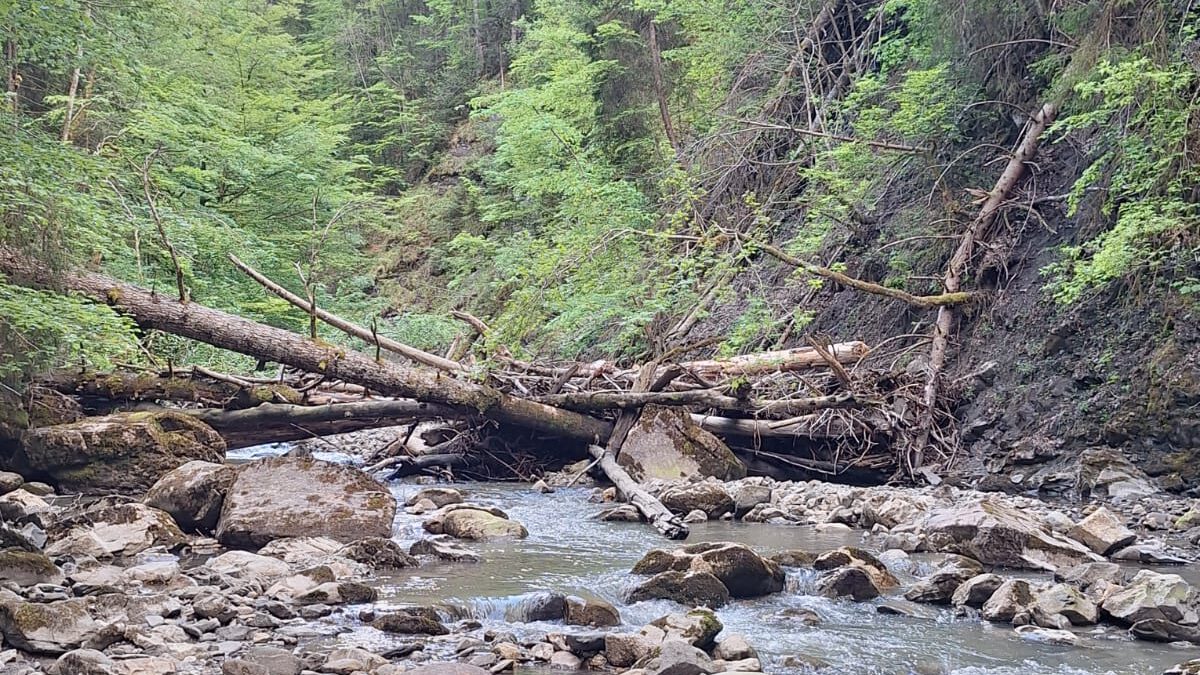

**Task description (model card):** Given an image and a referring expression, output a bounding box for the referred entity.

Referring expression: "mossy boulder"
[0,550,65,586]
[617,405,746,482]
[20,412,225,495]
[143,460,238,532]
[0,598,103,654]
[215,456,396,549]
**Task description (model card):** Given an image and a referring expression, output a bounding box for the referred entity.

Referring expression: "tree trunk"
[0,247,613,443]
[646,19,680,154]
[914,103,1058,471]
[588,444,687,539]
[38,371,298,411]
[184,399,466,449]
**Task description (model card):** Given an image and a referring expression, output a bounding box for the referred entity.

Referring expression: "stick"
[588,444,687,539]
[229,254,466,374]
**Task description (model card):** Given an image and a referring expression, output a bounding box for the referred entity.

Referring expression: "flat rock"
[921,499,1102,570]
[215,456,396,548]
[435,508,527,541]
[0,550,64,586]
[46,503,184,558]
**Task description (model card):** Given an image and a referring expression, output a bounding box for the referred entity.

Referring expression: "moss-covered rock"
[0,550,65,587]
[618,405,746,482]
[0,598,102,654]
[143,460,238,532]
[215,456,396,549]
[20,411,225,495]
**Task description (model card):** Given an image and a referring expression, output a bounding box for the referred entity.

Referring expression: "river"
[229,446,1193,675]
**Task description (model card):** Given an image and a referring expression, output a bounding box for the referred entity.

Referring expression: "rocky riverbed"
[3,442,1200,675]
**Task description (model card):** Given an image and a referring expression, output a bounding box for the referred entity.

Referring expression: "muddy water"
[226,446,1191,674]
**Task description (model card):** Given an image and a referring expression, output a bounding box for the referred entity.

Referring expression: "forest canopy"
[2,0,1198,383]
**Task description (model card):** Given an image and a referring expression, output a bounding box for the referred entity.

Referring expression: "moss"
[364,493,392,510]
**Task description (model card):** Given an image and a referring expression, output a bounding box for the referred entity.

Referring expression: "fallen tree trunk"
[690,413,862,438]
[676,342,869,378]
[183,399,467,448]
[914,102,1057,471]
[229,255,466,374]
[0,248,613,443]
[535,389,859,417]
[39,370,300,410]
[588,444,687,540]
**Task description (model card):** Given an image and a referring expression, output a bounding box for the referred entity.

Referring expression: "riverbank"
[2,445,1200,675]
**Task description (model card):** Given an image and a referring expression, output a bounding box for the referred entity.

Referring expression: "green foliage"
[1047,53,1199,303]
[719,297,774,356]
[0,280,141,381]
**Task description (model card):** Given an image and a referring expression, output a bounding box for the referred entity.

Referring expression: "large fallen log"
[535,389,859,417]
[0,248,612,443]
[183,399,467,448]
[588,444,687,540]
[39,370,301,410]
[914,102,1058,471]
[497,341,869,382]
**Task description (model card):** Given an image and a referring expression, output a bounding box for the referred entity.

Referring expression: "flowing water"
[228,448,1194,674]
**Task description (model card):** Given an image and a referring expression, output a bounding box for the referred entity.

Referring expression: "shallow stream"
[229,447,1195,674]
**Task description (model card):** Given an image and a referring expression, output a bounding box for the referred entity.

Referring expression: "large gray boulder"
[631,542,785,601]
[215,457,396,548]
[619,405,745,482]
[627,570,731,608]
[1077,446,1157,501]
[1034,583,1099,625]
[921,499,1102,570]
[0,598,103,654]
[144,460,238,532]
[1101,570,1196,625]
[660,483,735,519]
[1069,506,1137,555]
[19,412,225,495]
[46,502,185,558]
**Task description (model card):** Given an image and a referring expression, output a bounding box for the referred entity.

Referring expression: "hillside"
[1,0,1198,489]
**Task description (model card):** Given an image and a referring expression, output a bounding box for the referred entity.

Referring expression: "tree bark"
[230,254,466,374]
[185,399,466,449]
[914,102,1057,470]
[535,389,858,417]
[680,341,868,378]
[38,371,297,411]
[0,248,613,443]
[646,19,680,154]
